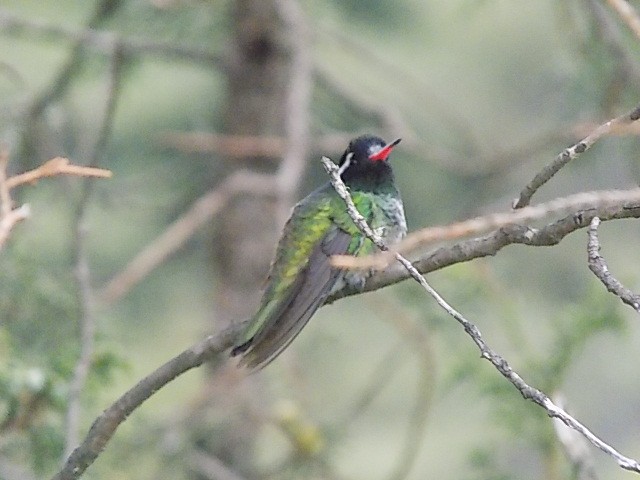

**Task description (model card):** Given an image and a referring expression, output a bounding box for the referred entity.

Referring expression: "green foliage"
[0,361,65,473]
[0,249,78,364]
[0,248,127,473]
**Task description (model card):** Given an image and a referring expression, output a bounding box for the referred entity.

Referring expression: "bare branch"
[0,153,111,250]
[513,103,640,208]
[326,201,640,304]
[332,188,640,270]
[99,171,276,305]
[0,150,30,249]
[5,157,112,189]
[321,155,640,475]
[0,204,30,250]
[66,218,97,459]
[587,217,640,313]
[51,327,239,480]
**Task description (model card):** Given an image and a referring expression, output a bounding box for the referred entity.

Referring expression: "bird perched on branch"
[231,135,406,369]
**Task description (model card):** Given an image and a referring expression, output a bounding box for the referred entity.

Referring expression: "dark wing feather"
[240,228,352,369]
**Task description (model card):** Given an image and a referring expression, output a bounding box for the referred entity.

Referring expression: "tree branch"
[327,198,640,301]
[51,326,240,480]
[587,216,640,313]
[513,103,640,208]
[321,155,640,475]
[5,157,112,189]
[0,153,111,250]
[49,161,640,479]
[0,150,30,249]
[332,188,640,270]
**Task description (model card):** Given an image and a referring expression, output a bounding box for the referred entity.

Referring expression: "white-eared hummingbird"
[231,135,406,369]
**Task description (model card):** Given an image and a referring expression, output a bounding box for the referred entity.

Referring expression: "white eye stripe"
[338,152,354,176]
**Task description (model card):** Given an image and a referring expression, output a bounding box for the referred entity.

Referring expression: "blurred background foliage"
[0,0,639,479]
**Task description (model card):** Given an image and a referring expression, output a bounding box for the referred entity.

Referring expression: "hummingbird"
[231,135,406,369]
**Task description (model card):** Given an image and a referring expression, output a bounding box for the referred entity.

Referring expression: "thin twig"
[5,157,112,189]
[332,188,640,270]
[0,151,30,249]
[0,204,30,250]
[321,155,640,475]
[0,156,111,250]
[513,103,640,208]
[66,217,97,459]
[587,217,640,313]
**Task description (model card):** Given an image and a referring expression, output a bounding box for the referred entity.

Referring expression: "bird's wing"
[234,227,353,369]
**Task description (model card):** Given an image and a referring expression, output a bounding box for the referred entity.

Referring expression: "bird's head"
[337,135,401,185]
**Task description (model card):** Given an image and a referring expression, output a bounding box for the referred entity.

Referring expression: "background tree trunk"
[192,1,294,476]
[213,0,290,329]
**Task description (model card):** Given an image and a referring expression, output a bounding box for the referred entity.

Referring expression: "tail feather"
[233,228,352,370]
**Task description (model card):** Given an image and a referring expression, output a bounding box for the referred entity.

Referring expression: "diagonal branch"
[513,103,640,208]
[0,150,30,249]
[321,155,640,475]
[50,326,240,480]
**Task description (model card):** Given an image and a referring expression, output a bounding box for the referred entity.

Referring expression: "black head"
[338,135,401,190]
